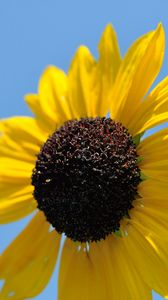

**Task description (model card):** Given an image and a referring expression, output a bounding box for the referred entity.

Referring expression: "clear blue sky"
[0,1,167,299]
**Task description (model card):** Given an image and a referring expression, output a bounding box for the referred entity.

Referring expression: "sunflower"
[0,23,168,300]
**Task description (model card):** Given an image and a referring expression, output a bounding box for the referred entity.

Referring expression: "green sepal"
[114,229,123,237]
[140,172,148,181]
[132,131,145,146]
[136,156,144,164]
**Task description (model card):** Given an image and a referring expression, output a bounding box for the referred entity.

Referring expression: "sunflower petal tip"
[104,23,113,32]
[69,45,92,70]
[24,93,37,104]
[155,22,165,38]
[41,65,57,76]
[24,93,31,102]
[157,22,163,30]
[101,23,116,39]
[76,45,90,56]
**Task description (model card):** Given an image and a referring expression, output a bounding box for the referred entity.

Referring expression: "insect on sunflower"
[0,23,168,300]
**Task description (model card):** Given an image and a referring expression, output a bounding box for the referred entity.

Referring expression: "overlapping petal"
[0,185,36,223]
[58,239,111,300]
[0,116,45,162]
[126,211,168,298]
[128,77,168,135]
[67,24,121,118]
[0,212,61,299]
[138,128,168,182]
[139,178,168,207]
[106,235,152,300]
[26,24,121,128]
[59,236,151,300]
[25,67,72,133]
[110,24,165,130]
[129,126,168,297]
[0,117,46,223]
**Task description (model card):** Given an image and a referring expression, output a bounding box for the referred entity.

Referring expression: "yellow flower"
[0,23,168,300]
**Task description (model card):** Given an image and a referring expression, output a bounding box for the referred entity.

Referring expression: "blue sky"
[0,0,168,299]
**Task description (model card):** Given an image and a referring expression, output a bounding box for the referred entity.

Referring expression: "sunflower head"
[32,116,141,242]
[0,23,168,300]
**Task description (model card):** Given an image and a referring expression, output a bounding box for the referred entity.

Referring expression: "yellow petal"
[138,128,168,164]
[126,204,168,296]
[25,66,72,133]
[138,127,168,155]
[68,46,96,118]
[94,24,121,116]
[0,212,61,299]
[106,235,152,300]
[58,237,151,300]
[110,24,165,129]
[137,177,168,223]
[0,157,35,222]
[0,158,33,182]
[0,116,46,223]
[123,221,168,299]
[139,178,168,203]
[137,206,168,234]
[129,76,168,135]
[59,239,113,300]
[68,24,121,119]
[0,157,34,223]
[138,128,168,181]
[132,206,168,238]
[0,185,36,224]
[0,116,46,163]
